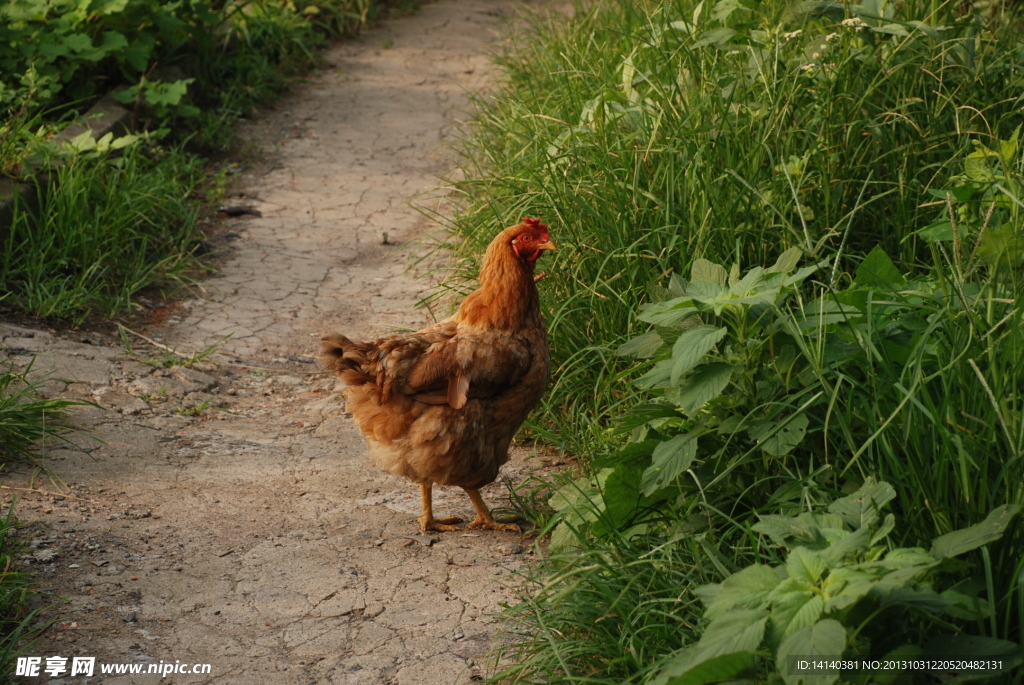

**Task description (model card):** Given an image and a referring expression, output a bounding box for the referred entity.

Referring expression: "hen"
[320,219,555,532]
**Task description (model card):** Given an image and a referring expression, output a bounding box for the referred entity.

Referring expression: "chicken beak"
[535,240,556,252]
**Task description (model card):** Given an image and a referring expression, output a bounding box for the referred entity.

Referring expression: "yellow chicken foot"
[464,488,521,532]
[417,482,462,532]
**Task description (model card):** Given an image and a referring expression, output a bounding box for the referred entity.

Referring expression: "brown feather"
[320,221,553,491]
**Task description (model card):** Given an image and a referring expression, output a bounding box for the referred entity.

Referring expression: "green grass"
[0,501,43,683]
[442,0,1024,682]
[0,359,90,467]
[0,141,204,324]
[443,0,1024,461]
[0,362,86,679]
[489,534,714,685]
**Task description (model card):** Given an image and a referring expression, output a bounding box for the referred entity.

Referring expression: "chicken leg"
[464,488,521,532]
[418,482,462,532]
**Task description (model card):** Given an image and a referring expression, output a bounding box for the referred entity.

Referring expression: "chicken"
[320,218,555,533]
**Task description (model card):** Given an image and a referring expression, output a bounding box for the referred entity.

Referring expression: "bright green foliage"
[611,243,1024,566]
[469,0,1024,682]
[0,0,380,169]
[0,136,204,322]
[0,0,214,108]
[651,480,1021,685]
[545,250,824,548]
[445,0,1024,462]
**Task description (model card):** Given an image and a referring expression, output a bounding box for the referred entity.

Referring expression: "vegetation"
[0,360,87,678]
[0,360,88,467]
[0,0,398,673]
[440,0,1024,682]
[0,0,403,323]
[0,0,388,170]
[0,501,43,683]
[1,136,205,323]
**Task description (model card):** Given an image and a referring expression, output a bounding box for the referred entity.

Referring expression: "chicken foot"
[418,482,463,532]
[464,488,521,532]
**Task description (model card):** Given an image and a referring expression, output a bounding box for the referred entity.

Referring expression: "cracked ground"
[1,2,548,683]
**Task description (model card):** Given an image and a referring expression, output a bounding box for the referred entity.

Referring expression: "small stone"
[498,544,525,556]
[404,535,436,547]
[124,612,137,623]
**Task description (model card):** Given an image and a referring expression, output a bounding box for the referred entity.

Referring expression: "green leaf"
[63,32,93,53]
[649,610,767,684]
[109,133,138,150]
[766,247,803,274]
[854,246,905,288]
[671,325,727,385]
[672,363,734,416]
[602,464,645,529]
[873,22,910,36]
[754,513,828,550]
[691,258,728,285]
[613,403,679,433]
[637,299,699,326]
[594,439,659,468]
[938,589,992,621]
[977,223,1024,268]
[783,262,824,287]
[930,504,1019,559]
[770,592,824,649]
[659,651,757,685]
[145,78,193,107]
[827,478,896,529]
[635,359,673,389]
[642,432,699,495]
[99,30,128,52]
[921,634,1023,676]
[695,27,737,47]
[776,619,846,685]
[879,547,934,569]
[98,0,130,13]
[668,272,688,297]
[748,413,809,456]
[694,609,769,659]
[728,267,765,296]
[616,329,665,358]
[822,579,873,613]
[786,547,828,584]
[910,219,958,243]
[699,564,781,619]
[819,525,872,566]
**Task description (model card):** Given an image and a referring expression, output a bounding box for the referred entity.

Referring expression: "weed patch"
[0,140,204,324]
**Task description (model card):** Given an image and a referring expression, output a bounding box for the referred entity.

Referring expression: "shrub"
[445,0,1024,460]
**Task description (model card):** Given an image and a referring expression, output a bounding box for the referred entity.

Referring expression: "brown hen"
[320,219,555,532]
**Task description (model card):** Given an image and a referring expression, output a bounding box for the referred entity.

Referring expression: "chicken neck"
[456,244,540,331]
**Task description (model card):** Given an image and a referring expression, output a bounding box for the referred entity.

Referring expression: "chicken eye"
[520,234,534,243]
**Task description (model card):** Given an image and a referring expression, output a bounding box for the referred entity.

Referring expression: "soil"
[1,3,551,682]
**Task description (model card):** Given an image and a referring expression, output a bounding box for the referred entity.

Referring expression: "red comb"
[521,217,548,231]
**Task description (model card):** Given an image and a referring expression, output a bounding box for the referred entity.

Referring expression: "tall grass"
[444,0,1024,459]
[0,501,43,682]
[489,534,717,684]
[445,0,1024,681]
[0,359,90,467]
[0,142,204,323]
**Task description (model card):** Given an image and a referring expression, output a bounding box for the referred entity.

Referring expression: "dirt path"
[1,3,541,682]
